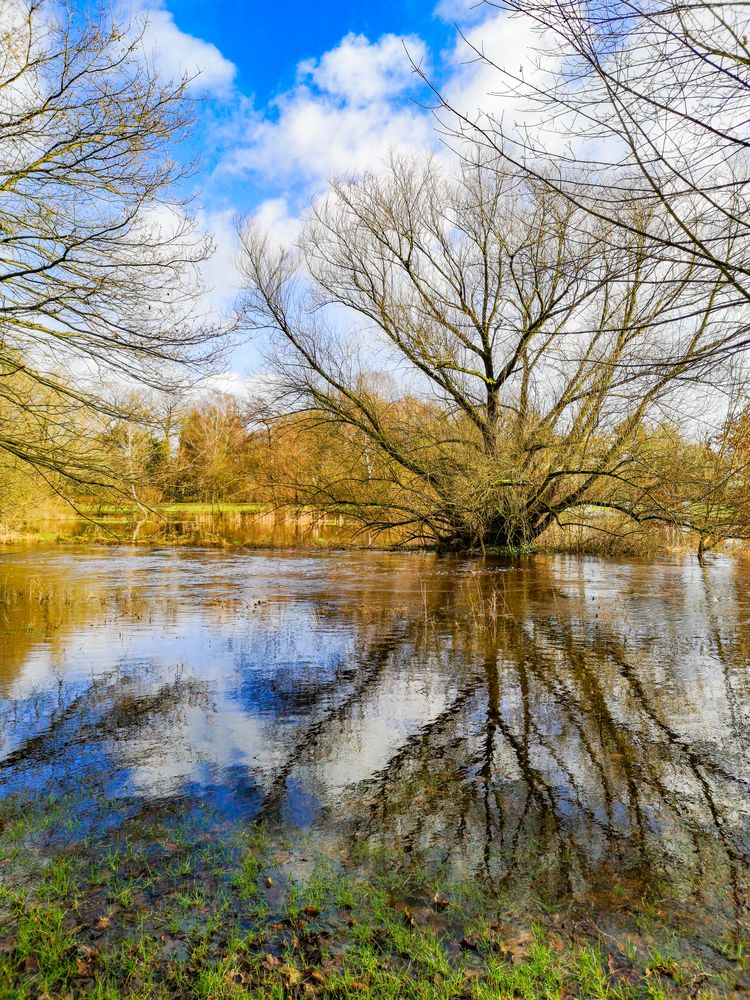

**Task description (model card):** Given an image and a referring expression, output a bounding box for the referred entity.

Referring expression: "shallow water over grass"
[0,546,749,996]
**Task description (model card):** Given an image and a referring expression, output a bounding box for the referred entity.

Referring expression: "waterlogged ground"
[0,547,749,998]
[19,508,374,548]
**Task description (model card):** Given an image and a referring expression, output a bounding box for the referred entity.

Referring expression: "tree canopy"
[0,0,221,494]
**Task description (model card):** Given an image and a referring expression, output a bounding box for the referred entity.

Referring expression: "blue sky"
[167,0,454,104]
[127,0,532,376]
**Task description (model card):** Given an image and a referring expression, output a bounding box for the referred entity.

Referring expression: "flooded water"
[1,546,749,931]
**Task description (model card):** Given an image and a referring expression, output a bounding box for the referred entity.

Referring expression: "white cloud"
[196,207,242,309]
[300,32,426,106]
[201,371,253,397]
[442,9,549,123]
[251,197,304,248]
[131,0,237,96]
[194,201,301,316]
[431,9,589,165]
[212,11,556,193]
[222,32,436,187]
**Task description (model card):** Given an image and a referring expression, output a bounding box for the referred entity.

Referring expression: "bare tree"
[0,0,222,495]
[434,0,750,362]
[670,370,750,561]
[239,154,729,550]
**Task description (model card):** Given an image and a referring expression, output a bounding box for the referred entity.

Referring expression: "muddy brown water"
[0,546,748,930]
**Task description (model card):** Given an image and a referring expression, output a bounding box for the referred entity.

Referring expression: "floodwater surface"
[1,546,749,936]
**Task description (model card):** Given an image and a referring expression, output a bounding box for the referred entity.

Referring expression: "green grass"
[0,878,722,999]
[0,793,745,999]
[0,828,740,996]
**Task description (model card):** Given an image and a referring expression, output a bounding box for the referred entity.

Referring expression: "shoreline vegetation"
[0,789,746,1000]
[0,503,742,560]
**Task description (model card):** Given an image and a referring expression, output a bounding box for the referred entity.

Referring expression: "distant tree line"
[57,381,747,559]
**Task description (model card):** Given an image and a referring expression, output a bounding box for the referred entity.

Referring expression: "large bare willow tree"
[0,0,220,496]
[239,155,733,550]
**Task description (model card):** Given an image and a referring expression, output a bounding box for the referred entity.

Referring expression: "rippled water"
[1,546,748,924]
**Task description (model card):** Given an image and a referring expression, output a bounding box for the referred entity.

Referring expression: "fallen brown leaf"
[280,965,303,986]
[646,961,676,979]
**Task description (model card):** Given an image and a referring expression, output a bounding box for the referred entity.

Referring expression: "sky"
[164,0,455,103]
[126,0,535,378]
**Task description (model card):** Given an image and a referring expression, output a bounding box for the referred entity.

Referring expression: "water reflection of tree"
[341,565,749,917]
[2,552,749,922]
[0,669,210,790]
[248,559,750,918]
[0,559,178,691]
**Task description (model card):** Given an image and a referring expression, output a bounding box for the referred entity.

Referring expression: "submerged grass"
[0,793,745,999]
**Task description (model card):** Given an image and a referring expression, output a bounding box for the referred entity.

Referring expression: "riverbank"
[0,503,731,559]
[0,789,745,999]
[0,505,385,551]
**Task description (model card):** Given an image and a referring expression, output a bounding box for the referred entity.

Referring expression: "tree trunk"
[437,514,542,553]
